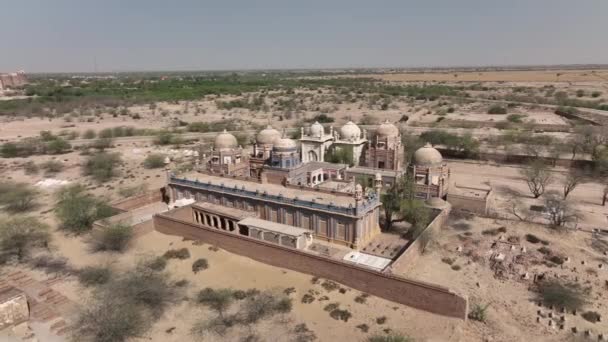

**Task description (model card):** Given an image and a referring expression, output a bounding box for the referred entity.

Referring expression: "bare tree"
[562,169,587,199]
[506,194,536,222]
[544,194,577,228]
[521,160,553,198]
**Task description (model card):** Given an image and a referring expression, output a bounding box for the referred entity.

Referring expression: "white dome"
[256,125,281,145]
[340,121,361,141]
[413,143,443,166]
[214,129,238,151]
[376,120,399,138]
[273,137,297,151]
[310,121,324,137]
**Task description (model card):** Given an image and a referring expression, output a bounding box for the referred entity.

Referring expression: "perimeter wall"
[154,207,468,320]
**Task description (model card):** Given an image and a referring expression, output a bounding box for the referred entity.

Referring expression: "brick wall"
[390,205,451,273]
[154,208,468,319]
[111,190,162,212]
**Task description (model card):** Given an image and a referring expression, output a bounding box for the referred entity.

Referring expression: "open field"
[362,69,608,83]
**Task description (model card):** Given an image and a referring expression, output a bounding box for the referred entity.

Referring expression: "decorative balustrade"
[170,175,379,216]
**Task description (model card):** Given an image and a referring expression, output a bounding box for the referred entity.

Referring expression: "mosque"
[165,120,451,250]
[204,119,449,199]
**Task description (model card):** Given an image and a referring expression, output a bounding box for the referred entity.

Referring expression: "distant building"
[0,71,27,90]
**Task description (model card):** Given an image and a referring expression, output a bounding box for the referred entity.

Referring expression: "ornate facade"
[410,144,450,200]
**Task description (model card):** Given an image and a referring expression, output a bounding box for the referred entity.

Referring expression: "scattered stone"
[599,264,604,269]
[598,334,604,341]
[585,330,592,337]
[572,327,578,334]
[582,260,586,265]
[537,317,541,323]
[521,246,527,253]
[548,320,554,328]
[510,245,516,251]
[548,312,554,318]
[560,324,565,330]
[565,257,571,263]
[522,272,530,280]
[456,246,463,252]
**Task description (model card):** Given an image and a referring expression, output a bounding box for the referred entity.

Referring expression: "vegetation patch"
[78,266,112,287]
[163,248,190,260]
[535,279,586,311]
[192,258,209,273]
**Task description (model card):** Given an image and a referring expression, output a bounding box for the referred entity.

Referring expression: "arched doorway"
[308,150,318,162]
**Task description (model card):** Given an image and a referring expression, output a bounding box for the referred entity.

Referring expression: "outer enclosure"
[154,206,468,320]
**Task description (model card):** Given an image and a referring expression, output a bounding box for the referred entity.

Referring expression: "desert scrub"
[192,258,209,273]
[78,266,112,287]
[163,248,190,260]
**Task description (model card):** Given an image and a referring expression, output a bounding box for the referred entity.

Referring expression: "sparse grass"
[320,280,340,292]
[451,265,462,271]
[163,248,190,260]
[376,316,387,324]
[302,293,315,304]
[367,332,414,342]
[354,293,369,304]
[468,303,490,322]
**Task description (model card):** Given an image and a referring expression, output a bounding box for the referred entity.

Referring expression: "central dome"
[273,137,297,151]
[376,120,399,138]
[256,125,281,145]
[214,129,238,151]
[340,121,361,141]
[309,121,324,137]
[413,143,443,166]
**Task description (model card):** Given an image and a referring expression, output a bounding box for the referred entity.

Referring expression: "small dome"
[256,125,281,145]
[413,143,443,166]
[340,121,361,141]
[376,120,399,138]
[310,121,324,137]
[273,137,297,151]
[214,129,238,151]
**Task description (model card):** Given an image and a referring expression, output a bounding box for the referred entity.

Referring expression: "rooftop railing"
[170,175,379,217]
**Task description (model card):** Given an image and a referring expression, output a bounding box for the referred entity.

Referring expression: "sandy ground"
[447,160,608,228]
[408,215,608,342]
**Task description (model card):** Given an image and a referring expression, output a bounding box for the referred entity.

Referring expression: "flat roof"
[347,166,404,178]
[177,172,357,207]
[451,183,491,199]
[238,217,311,237]
[193,201,256,219]
[343,251,392,271]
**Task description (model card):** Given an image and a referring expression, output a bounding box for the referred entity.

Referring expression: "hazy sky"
[2,0,607,72]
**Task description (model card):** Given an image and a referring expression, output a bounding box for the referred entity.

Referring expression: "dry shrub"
[78,266,112,287]
[192,258,209,273]
[163,248,190,259]
[536,279,586,311]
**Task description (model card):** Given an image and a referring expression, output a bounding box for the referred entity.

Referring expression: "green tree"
[45,137,71,154]
[54,185,114,233]
[0,217,50,262]
[83,152,122,182]
[93,223,133,252]
[143,154,166,169]
[0,182,39,213]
